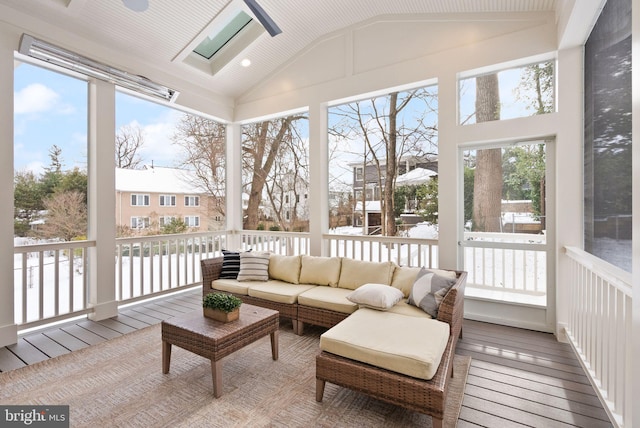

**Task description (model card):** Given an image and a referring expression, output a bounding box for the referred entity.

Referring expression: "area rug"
[0,323,470,427]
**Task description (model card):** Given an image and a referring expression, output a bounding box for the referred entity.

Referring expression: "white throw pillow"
[237,251,270,281]
[346,283,404,311]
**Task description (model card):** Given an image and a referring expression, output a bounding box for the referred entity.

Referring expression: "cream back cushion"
[268,254,301,284]
[298,256,342,287]
[391,266,422,298]
[337,258,395,290]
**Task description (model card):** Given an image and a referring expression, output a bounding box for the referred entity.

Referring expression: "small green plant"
[203,292,242,313]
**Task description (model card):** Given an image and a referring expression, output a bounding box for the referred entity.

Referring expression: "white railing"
[462,232,547,297]
[239,230,310,255]
[13,239,95,329]
[12,230,435,330]
[115,231,229,303]
[564,246,632,428]
[323,234,438,268]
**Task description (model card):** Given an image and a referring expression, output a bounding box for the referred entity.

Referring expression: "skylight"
[193,11,253,60]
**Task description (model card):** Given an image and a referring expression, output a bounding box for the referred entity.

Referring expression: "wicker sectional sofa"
[200,254,467,428]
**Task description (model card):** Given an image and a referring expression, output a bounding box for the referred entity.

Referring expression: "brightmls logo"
[0,406,68,427]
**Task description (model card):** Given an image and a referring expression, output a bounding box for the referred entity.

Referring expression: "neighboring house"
[351,156,437,233]
[115,166,224,234]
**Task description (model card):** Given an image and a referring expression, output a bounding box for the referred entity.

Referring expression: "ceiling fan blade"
[243,0,282,37]
[122,0,149,12]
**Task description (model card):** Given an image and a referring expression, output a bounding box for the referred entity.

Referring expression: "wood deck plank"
[75,321,122,340]
[0,348,27,372]
[43,329,90,352]
[462,329,578,360]
[5,339,49,365]
[466,373,610,421]
[464,384,612,428]
[458,406,526,428]
[110,314,153,330]
[60,325,107,346]
[23,333,71,358]
[456,346,592,384]
[96,318,138,335]
[119,308,164,325]
[468,365,603,407]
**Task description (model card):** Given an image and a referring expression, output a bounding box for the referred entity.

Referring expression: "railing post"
[87,79,117,320]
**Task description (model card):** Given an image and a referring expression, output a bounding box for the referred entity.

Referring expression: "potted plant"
[202,292,242,322]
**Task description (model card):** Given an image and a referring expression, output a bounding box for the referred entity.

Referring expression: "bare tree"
[172,114,226,216]
[39,191,87,241]
[116,124,145,169]
[242,115,307,230]
[472,74,503,232]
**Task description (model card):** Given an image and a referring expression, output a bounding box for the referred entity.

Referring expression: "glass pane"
[459,61,555,125]
[583,0,631,272]
[14,62,88,241]
[116,91,226,236]
[193,11,253,59]
[463,142,547,242]
[241,113,310,232]
[328,85,439,237]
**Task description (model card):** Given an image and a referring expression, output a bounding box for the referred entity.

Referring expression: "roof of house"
[115,166,207,194]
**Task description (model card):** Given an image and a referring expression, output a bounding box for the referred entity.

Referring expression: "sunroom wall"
[233,13,575,334]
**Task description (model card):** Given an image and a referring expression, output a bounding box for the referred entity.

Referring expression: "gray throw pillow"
[407,268,457,318]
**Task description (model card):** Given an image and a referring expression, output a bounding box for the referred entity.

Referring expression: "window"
[159,195,176,206]
[242,113,310,231]
[131,216,150,229]
[116,91,226,237]
[355,167,363,181]
[131,194,150,206]
[193,11,253,60]
[458,60,555,125]
[184,216,200,227]
[328,84,438,236]
[184,196,200,207]
[584,0,631,272]
[159,216,176,227]
[13,62,88,239]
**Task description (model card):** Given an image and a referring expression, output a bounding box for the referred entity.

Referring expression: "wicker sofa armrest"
[201,257,224,297]
[436,270,467,345]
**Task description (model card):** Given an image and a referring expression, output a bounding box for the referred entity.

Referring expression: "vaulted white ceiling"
[0,0,561,103]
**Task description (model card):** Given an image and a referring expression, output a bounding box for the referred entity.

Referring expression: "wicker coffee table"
[161,304,279,397]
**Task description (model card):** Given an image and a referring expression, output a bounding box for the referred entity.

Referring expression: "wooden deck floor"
[0,288,612,427]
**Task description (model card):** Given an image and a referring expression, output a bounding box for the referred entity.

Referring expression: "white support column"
[226,122,243,249]
[555,46,584,342]
[308,101,329,256]
[0,33,17,346]
[631,2,639,425]
[436,72,459,270]
[87,79,117,320]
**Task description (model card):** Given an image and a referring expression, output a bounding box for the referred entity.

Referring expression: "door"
[458,139,555,312]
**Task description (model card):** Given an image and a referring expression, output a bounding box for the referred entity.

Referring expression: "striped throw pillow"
[237,251,270,281]
[219,250,244,279]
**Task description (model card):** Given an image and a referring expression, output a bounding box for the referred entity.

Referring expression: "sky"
[14,59,548,180]
[14,61,183,175]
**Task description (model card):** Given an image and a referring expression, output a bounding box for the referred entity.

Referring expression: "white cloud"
[14,83,59,115]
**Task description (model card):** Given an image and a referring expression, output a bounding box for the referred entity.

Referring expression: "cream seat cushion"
[297,287,358,314]
[337,259,395,290]
[385,299,433,318]
[248,281,316,304]
[320,308,450,380]
[211,278,250,295]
